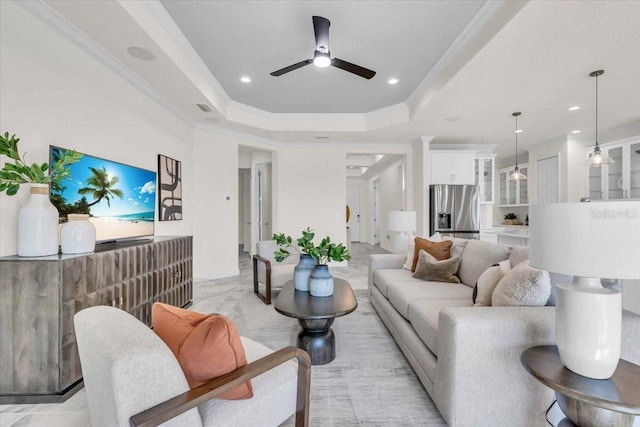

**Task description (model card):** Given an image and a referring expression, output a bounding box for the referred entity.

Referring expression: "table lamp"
[388,210,416,254]
[529,202,640,379]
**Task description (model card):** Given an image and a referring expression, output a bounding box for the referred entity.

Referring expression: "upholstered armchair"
[74,305,311,427]
[253,240,298,304]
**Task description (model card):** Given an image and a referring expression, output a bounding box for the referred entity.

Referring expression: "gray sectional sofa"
[369,238,640,427]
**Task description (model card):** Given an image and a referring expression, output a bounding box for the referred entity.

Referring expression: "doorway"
[347,184,361,242]
[256,163,272,241]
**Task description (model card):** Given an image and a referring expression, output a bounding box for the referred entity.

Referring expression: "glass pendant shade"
[509,112,527,181]
[508,167,528,181]
[586,70,614,168]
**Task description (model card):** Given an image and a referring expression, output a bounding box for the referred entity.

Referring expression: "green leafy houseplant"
[504,212,517,220]
[0,132,83,196]
[273,227,351,265]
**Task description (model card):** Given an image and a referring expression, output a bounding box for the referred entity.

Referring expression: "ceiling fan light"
[313,51,331,68]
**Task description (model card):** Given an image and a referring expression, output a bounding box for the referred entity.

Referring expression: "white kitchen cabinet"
[586,136,640,200]
[430,152,475,185]
[498,164,528,207]
[475,157,495,204]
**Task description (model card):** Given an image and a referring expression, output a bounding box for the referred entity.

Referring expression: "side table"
[274,279,357,365]
[521,345,640,427]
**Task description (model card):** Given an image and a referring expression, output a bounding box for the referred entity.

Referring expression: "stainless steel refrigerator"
[429,184,480,239]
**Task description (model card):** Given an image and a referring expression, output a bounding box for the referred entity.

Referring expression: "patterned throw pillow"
[473,260,511,306]
[412,250,461,283]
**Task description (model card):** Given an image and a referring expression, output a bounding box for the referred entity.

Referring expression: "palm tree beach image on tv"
[50,146,156,243]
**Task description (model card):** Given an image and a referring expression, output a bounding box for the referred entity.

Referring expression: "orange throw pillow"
[411,237,452,272]
[152,302,253,400]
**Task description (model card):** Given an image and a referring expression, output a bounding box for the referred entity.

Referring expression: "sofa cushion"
[411,238,452,271]
[442,236,469,260]
[508,245,529,268]
[492,261,551,307]
[473,260,511,306]
[408,299,472,356]
[387,281,473,319]
[152,303,253,400]
[373,269,423,297]
[198,337,297,426]
[412,250,461,283]
[458,240,511,288]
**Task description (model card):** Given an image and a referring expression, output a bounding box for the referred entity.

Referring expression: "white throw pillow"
[492,260,551,307]
[403,233,441,270]
[473,260,511,306]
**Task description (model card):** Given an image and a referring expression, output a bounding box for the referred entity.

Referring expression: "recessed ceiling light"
[515,129,523,134]
[571,130,581,134]
[239,76,251,83]
[568,106,580,111]
[387,78,398,85]
[126,46,156,61]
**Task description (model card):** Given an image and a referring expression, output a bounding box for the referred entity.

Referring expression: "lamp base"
[555,277,621,379]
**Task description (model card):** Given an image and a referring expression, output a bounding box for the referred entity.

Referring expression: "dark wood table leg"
[297,318,335,365]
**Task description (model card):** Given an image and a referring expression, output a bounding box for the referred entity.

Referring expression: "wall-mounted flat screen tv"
[50,146,156,243]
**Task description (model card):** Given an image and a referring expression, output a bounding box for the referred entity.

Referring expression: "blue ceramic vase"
[294,254,316,291]
[309,264,334,297]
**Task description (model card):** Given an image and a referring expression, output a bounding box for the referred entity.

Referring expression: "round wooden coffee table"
[521,345,640,426]
[274,279,357,365]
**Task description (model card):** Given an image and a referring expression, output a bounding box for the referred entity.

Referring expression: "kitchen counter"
[481,226,529,246]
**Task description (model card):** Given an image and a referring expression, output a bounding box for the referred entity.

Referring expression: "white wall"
[192,129,239,278]
[272,148,347,255]
[0,1,193,255]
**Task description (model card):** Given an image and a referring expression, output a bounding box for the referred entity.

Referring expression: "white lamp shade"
[529,202,640,279]
[529,201,639,380]
[387,210,416,233]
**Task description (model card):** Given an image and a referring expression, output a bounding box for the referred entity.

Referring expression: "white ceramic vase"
[60,214,96,254]
[18,183,59,257]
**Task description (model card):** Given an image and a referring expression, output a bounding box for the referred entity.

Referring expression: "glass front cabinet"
[474,157,495,204]
[498,163,528,207]
[586,136,640,200]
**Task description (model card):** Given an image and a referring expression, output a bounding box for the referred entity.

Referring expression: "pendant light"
[587,70,613,167]
[508,112,527,181]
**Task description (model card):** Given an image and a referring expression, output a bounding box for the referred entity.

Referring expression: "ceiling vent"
[197,103,212,112]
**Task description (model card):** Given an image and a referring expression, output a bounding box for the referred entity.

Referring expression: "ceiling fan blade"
[270,59,313,76]
[312,16,330,51]
[331,58,376,79]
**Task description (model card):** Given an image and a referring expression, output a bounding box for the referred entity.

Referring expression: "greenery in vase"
[504,212,517,221]
[0,132,83,196]
[273,227,351,265]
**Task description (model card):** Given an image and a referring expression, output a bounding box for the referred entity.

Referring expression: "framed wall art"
[157,154,182,221]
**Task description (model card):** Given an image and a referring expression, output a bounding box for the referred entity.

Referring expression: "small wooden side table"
[521,345,640,427]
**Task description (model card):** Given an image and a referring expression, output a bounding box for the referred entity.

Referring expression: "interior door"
[372,180,380,244]
[256,163,272,241]
[347,185,360,242]
[240,169,251,251]
[536,155,560,203]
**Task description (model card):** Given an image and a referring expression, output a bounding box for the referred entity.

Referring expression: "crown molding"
[18,0,197,128]
[406,0,528,115]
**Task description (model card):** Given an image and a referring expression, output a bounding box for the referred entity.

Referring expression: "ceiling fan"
[270,16,376,80]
